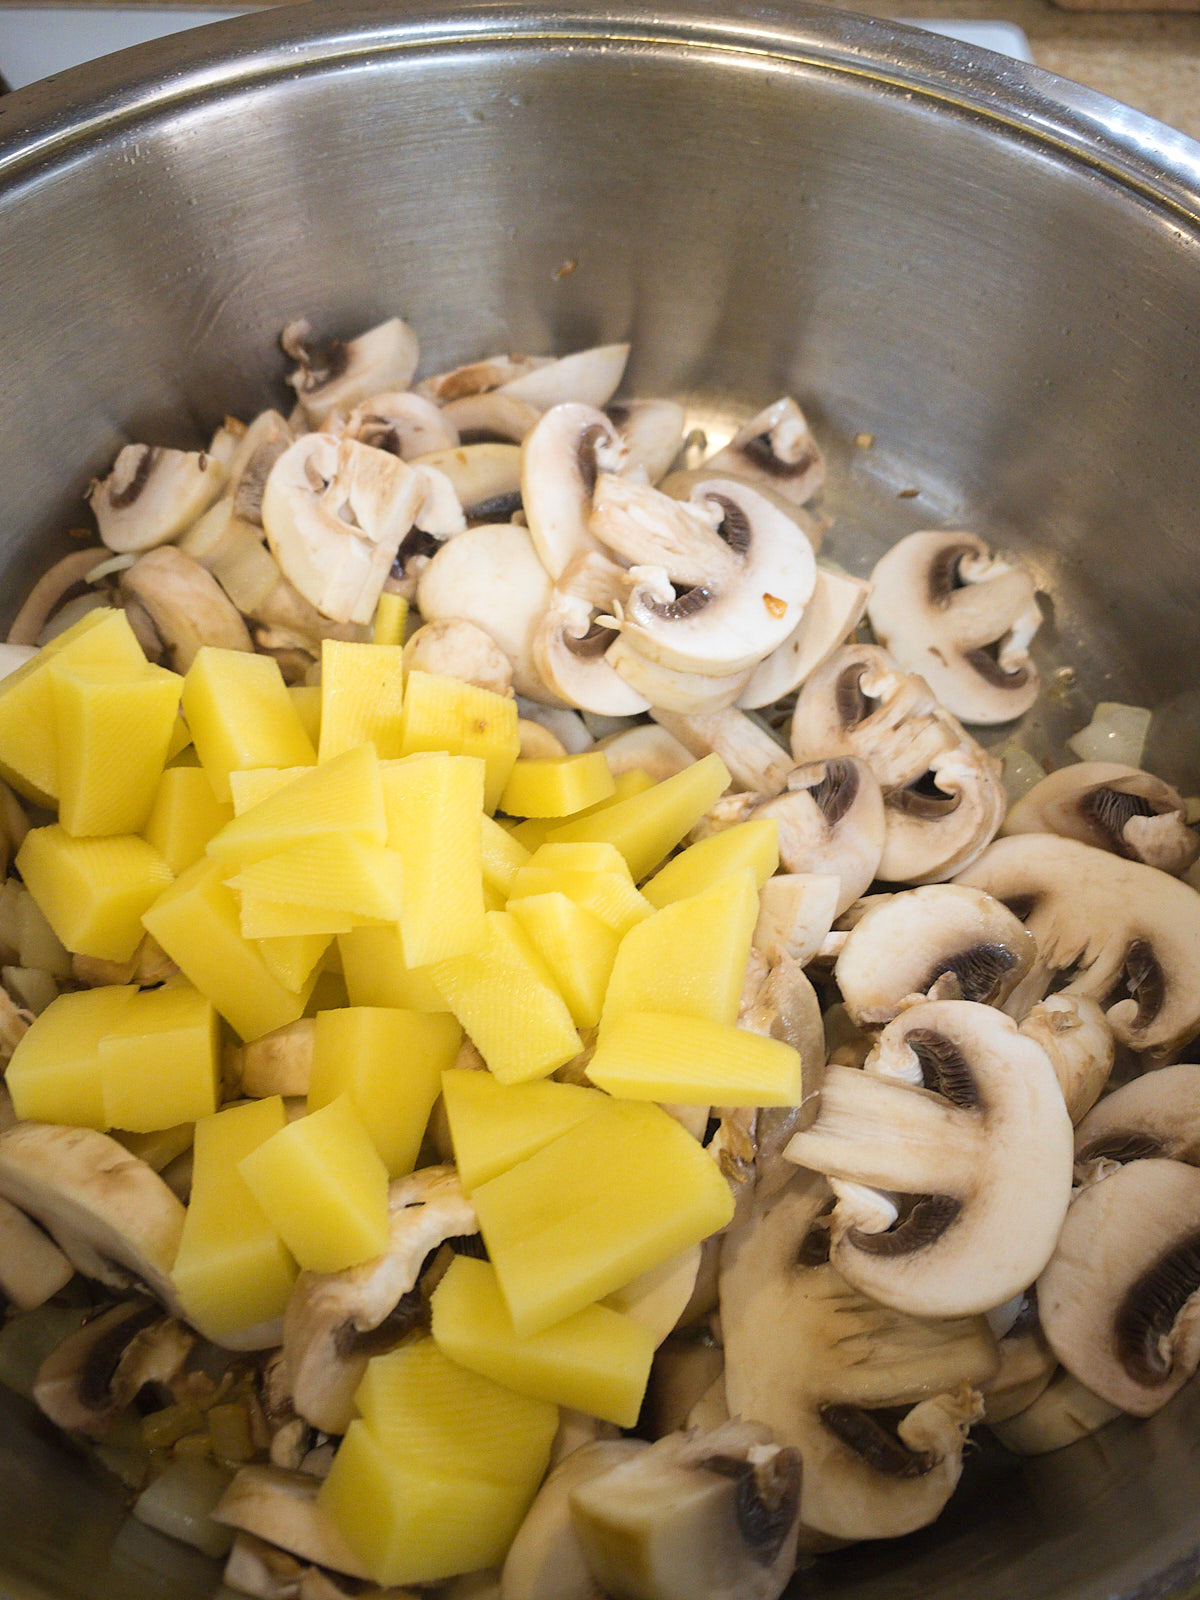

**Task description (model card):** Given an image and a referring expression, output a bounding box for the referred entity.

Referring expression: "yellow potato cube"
[287,685,322,749]
[472,1097,735,1336]
[142,767,233,874]
[506,866,652,938]
[399,671,519,813]
[171,1096,298,1340]
[227,766,306,814]
[440,1069,605,1192]
[546,752,731,880]
[229,836,404,921]
[309,1008,462,1177]
[318,640,406,761]
[601,869,759,1033]
[255,932,332,994]
[354,1338,557,1485]
[508,768,654,853]
[428,912,579,1085]
[338,925,448,1012]
[238,1094,390,1272]
[100,982,220,1132]
[587,1012,803,1106]
[165,713,193,764]
[382,754,486,967]
[642,817,779,908]
[527,841,632,878]
[50,659,184,837]
[142,859,317,1041]
[498,752,615,818]
[0,608,146,803]
[209,744,386,868]
[372,591,408,648]
[239,895,363,941]
[181,647,316,802]
[507,892,619,1029]
[432,1255,654,1428]
[319,1421,534,1589]
[479,812,530,899]
[304,966,350,1016]
[17,826,173,961]
[5,984,136,1127]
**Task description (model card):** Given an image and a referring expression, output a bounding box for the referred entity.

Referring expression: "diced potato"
[171,1096,298,1340]
[309,1008,462,1177]
[101,982,220,1132]
[338,925,448,1013]
[642,817,779,908]
[255,932,332,994]
[472,1097,735,1336]
[498,752,615,818]
[479,813,530,899]
[399,671,519,813]
[0,608,147,803]
[142,767,233,875]
[238,895,363,941]
[601,869,759,1033]
[428,912,579,1085]
[381,754,486,967]
[372,592,409,648]
[319,1420,535,1588]
[508,768,654,853]
[432,1255,654,1427]
[546,752,731,880]
[440,1069,605,1192]
[506,866,652,938]
[165,713,193,764]
[50,660,184,837]
[527,841,632,878]
[5,984,136,1127]
[181,647,316,802]
[228,836,404,922]
[587,1012,803,1106]
[142,859,318,1041]
[238,1094,390,1272]
[207,744,385,867]
[287,685,322,748]
[318,640,406,762]
[228,767,306,814]
[507,893,619,1029]
[304,966,350,1017]
[17,826,174,961]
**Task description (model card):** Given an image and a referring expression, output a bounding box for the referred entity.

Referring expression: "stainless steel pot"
[1,4,1199,1596]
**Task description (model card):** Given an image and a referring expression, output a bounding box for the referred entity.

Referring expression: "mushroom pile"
[3,315,1200,1600]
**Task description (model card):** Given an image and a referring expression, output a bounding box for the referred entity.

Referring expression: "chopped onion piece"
[133,1459,235,1558]
[1066,702,1151,768]
[999,743,1047,804]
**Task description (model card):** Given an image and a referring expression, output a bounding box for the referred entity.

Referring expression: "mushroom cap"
[411,443,523,525]
[33,1298,193,1438]
[498,343,630,412]
[867,531,1042,725]
[752,758,884,916]
[703,398,825,509]
[501,1439,645,1600]
[1074,1063,1200,1168]
[736,566,871,711]
[403,618,514,698]
[214,1465,372,1579]
[1038,1157,1200,1415]
[338,389,459,460]
[1018,995,1114,1124]
[988,1366,1121,1454]
[90,444,227,554]
[521,403,625,579]
[532,560,649,717]
[288,317,420,428]
[609,399,687,486]
[834,884,1037,1027]
[785,1000,1074,1317]
[1002,761,1200,877]
[120,546,254,672]
[954,833,1200,1056]
[416,352,549,404]
[441,391,542,444]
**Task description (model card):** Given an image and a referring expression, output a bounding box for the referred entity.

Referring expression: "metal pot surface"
[1,3,1199,1596]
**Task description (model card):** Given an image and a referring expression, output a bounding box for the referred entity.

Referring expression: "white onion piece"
[1066,702,1151,767]
[133,1460,235,1558]
[998,743,1047,804]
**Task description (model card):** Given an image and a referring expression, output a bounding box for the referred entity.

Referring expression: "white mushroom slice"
[609,399,687,485]
[595,477,815,677]
[502,1440,646,1600]
[403,619,513,697]
[515,700,593,754]
[955,833,1200,1057]
[498,343,630,412]
[214,1465,372,1579]
[90,444,227,553]
[532,580,649,718]
[441,392,542,445]
[988,1367,1121,1454]
[703,398,825,508]
[0,1124,185,1311]
[980,1315,1057,1423]
[549,1409,622,1471]
[736,567,871,710]
[521,403,625,579]
[1002,761,1200,876]
[233,1019,317,1099]
[337,390,458,460]
[834,884,1037,1027]
[867,531,1042,725]
[751,759,885,915]
[262,435,464,626]
[645,1339,726,1439]
[753,874,841,968]
[607,635,753,714]
[34,1299,193,1438]
[417,524,557,704]
[518,719,568,760]
[120,546,254,671]
[1074,1064,1200,1169]
[227,413,296,527]
[283,1166,476,1434]
[569,1419,803,1600]
[416,354,549,404]
[595,724,694,783]
[0,1192,74,1309]
[651,707,791,795]
[604,1246,702,1346]
[785,1000,1074,1317]
[1038,1157,1200,1415]
[1018,995,1114,1124]
[287,317,420,428]
[6,547,112,647]
[412,443,523,524]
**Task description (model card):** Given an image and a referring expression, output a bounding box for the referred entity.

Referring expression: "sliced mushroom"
[1002,761,1200,876]
[283,1166,476,1434]
[954,833,1200,1057]
[403,619,514,697]
[226,410,296,526]
[569,1419,803,1600]
[532,557,649,716]
[979,1299,1057,1423]
[609,400,687,485]
[412,443,523,525]
[215,1465,372,1579]
[6,547,113,647]
[548,1409,622,1471]
[417,354,549,404]
[606,635,753,714]
[785,1000,1073,1317]
[120,545,254,671]
[232,1019,317,1099]
[521,403,625,579]
[702,398,824,508]
[651,707,791,795]
[1018,995,1114,1124]
[498,343,629,412]
[1074,1063,1200,1169]
[90,444,227,553]
[501,1439,646,1600]
[753,759,884,915]
[736,567,870,711]
[834,884,1036,1027]
[988,1367,1122,1454]
[753,874,841,968]
[286,318,420,428]
[593,477,815,678]
[595,724,694,783]
[442,392,542,445]
[33,1298,194,1438]
[644,1337,726,1439]
[605,1246,703,1347]
[337,391,458,460]
[514,701,593,754]
[0,1191,74,1309]
[0,1123,186,1311]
